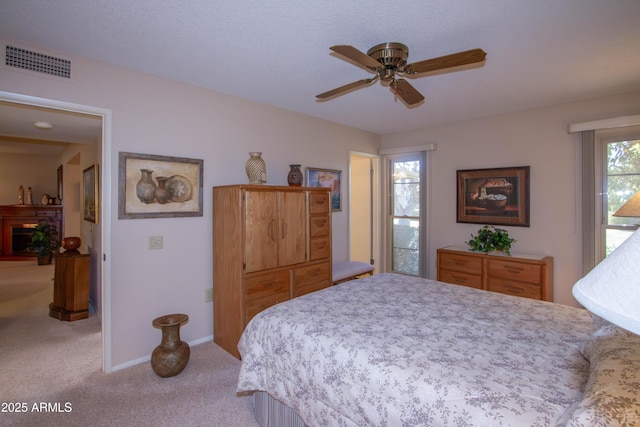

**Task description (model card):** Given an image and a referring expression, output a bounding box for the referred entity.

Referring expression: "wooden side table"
[49,251,90,321]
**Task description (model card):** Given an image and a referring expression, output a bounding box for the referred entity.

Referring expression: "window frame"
[384,151,427,277]
[595,125,640,261]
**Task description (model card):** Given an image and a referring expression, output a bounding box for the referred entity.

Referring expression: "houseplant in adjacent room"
[466,225,516,255]
[26,221,61,265]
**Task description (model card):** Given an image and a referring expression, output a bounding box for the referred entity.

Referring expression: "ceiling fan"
[316,43,486,106]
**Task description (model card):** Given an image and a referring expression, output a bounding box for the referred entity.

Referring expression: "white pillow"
[561,323,640,426]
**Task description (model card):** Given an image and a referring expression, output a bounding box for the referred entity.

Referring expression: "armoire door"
[278,191,306,266]
[244,190,278,272]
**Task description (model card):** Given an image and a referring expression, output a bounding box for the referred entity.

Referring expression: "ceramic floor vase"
[151,313,190,377]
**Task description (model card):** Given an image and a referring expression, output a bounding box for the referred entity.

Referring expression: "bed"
[237,273,640,426]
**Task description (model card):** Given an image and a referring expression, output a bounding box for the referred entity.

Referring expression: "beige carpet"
[0,260,259,427]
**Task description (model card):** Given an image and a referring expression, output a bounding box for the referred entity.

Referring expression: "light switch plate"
[148,235,163,250]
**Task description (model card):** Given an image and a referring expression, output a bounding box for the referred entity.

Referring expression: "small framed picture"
[306,167,342,211]
[83,164,99,223]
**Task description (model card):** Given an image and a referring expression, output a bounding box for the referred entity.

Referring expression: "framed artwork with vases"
[118,152,203,219]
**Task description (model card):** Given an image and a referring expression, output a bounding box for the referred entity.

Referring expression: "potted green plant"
[26,221,61,265]
[466,225,516,255]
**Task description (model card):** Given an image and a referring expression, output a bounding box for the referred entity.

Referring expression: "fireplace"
[10,224,37,256]
[0,205,62,259]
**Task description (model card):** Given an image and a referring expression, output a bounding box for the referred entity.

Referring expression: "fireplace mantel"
[0,205,63,259]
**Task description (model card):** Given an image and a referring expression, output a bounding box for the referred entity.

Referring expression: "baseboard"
[110,334,215,372]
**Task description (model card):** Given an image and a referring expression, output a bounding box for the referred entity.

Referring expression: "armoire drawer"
[245,270,291,301]
[309,236,330,260]
[309,215,330,237]
[296,280,329,297]
[296,262,330,288]
[245,292,289,324]
[309,192,330,214]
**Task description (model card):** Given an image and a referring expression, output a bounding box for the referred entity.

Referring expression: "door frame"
[348,151,380,267]
[0,90,113,372]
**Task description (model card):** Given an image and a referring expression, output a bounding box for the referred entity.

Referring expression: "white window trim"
[569,115,640,133]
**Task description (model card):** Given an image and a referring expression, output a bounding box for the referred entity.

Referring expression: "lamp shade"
[614,190,640,217]
[573,228,640,335]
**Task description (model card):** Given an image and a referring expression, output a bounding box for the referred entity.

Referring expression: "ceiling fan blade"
[404,48,486,74]
[329,45,382,70]
[316,78,376,100]
[390,79,425,106]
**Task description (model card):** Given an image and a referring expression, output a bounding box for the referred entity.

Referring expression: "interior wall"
[0,40,380,369]
[0,153,59,205]
[381,90,640,307]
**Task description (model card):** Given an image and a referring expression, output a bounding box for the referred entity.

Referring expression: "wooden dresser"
[212,185,332,358]
[437,246,553,302]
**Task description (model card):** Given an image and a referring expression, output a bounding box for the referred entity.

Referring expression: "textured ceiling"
[1,0,640,138]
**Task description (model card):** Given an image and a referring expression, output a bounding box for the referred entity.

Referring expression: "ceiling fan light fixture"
[367,42,409,68]
[317,42,486,107]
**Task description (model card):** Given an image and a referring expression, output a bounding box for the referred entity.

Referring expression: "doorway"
[0,90,112,372]
[349,152,380,267]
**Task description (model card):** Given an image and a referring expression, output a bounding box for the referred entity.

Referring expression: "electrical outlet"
[204,288,213,303]
[148,235,163,250]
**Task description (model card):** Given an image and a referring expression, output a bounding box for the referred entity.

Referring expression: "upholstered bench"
[332,261,375,285]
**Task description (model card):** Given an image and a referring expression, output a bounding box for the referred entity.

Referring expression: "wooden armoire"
[212,185,332,358]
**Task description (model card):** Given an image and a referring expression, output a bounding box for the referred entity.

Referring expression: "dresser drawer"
[309,215,330,237]
[439,252,482,275]
[488,278,541,300]
[439,269,482,289]
[309,192,330,214]
[245,270,291,301]
[488,259,542,285]
[309,236,330,260]
[296,262,330,288]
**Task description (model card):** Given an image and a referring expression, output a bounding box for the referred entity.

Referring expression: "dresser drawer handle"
[503,285,523,293]
[504,266,524,274]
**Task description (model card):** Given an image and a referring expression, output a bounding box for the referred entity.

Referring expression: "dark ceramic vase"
[136,169,157,204]
[151,314,190,378]
[154,177,170,204]
[287,164,303,186]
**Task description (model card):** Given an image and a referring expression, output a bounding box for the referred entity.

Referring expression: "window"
[596,126,640,260]
[387,152,426,276]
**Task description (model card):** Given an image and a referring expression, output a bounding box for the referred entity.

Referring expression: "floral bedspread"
[237,273,595,426]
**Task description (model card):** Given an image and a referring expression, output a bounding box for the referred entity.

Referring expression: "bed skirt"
[253,391,307,427]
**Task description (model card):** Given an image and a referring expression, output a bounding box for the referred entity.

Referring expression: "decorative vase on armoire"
[150,313,190,378]
[245,152,267,185]
[136,169,157,203]
[287,164,303,186]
